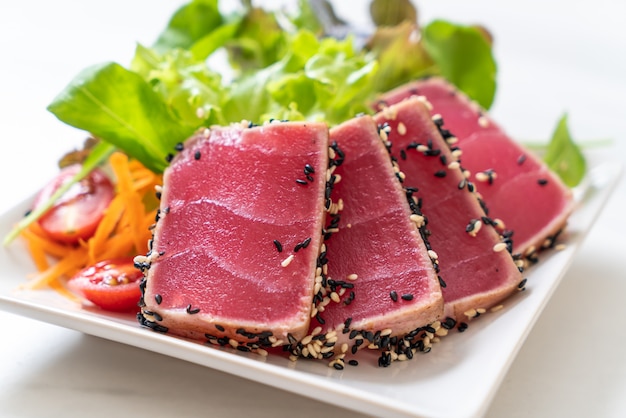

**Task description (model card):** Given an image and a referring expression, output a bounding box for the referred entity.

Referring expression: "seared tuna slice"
[138,121,330,348]
[375,77,574,257]
[300,114,443,364]
[374,97,523,322]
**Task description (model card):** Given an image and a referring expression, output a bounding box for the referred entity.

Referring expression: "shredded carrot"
[20,151,162,294]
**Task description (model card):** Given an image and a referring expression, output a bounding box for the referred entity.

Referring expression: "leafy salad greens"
[3,0,585,245]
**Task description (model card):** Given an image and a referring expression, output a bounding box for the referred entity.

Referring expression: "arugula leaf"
[3,141,115,246]
[47,62,195,173]
[153,0,225,53]
[543,114,587,187]
[422,20,497,109]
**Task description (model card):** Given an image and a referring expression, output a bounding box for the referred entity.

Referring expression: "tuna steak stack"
[137,121,333,351]
[298,115,443,368]
[373,97,524,324]
[375,77,574,260]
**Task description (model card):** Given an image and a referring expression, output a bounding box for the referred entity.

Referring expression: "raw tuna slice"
[375,77,574,258]
[374,97,524,323]
[137,121,331,350]
[297,114,443,367]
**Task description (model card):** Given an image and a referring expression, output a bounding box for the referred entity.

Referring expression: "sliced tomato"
[33,163,114,244]
[68,258,143,312]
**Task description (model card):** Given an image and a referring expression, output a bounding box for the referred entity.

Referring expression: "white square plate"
[0,160,621,418]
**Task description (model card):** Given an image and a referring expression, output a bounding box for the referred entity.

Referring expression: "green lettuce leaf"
[131,45,227,127]
[544,114,586,187]
[153,0,225,52]
[47,62,195,173]
[422,20,497,109]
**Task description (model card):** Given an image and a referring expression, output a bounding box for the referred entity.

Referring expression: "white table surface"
[1,1,625,417]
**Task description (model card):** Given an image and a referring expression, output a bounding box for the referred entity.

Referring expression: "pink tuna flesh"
[374,97,524,322]
[375,77,573,256]
[140,122,329,345]
[306,115,443,356]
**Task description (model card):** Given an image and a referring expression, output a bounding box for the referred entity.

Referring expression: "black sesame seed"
[438,276,447,288]
[333,362,344,370]
[401,293,414,301]
[186,304,200,314]
[434,170,447,178]
[458,322,468,332]
[304,164,315,174]
[348,359,359,366]
[400,149,407,160]
[296,179,308,185]
[165,153,174,163]
[194,150,201,160]
[273,239,283,252]
[517,154,527,165]
[538,178,548,186]
[390,290,398,302]
[155,294,162,305]
[518,278,528,289]
[215,324,225,332]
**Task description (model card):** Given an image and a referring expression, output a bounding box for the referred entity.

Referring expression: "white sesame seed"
[301,335,313,345]
[281,254,295,267]
[346,273,358,281]
[555,243,567,251]
[464,308,477,318]
[478,116,490,128]
[428,249,439,260]
[490,304,504,313]
[448,161,460,170]
[475,172,489,182]
[410,214,425,227]
[397,122,407,135]
[380,328,393,336]
[435,327,448,337]
[446,136,459,145]
[328,147,336,159]
[493,242,508,252]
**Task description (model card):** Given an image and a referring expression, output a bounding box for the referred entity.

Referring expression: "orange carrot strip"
[24,233,50,272]
[88,193,126,265]
[109,153,146,253]
[21,226,70,259]
[24,249,87,289]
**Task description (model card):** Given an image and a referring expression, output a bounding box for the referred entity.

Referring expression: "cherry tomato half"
[68,258,143,312]
[33,164,114,244]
